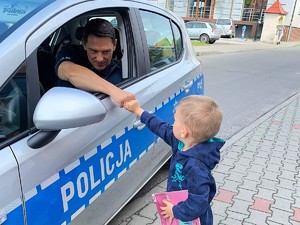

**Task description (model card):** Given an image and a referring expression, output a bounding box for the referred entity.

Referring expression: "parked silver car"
[185,21,221,44]
[0,0,204,225]
[216,18,236,38]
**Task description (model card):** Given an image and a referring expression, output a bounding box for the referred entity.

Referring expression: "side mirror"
[27,87,107,149]
[33,87,107,130]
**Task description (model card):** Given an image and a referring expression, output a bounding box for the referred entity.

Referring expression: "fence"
[186,5,265,22]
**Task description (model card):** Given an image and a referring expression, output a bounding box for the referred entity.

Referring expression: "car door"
[0,60,32,225]
[7,1,156,225]
[186,22,198,39]
[192,22,205,39]
[137,9,204,156]
[0,148,24,225]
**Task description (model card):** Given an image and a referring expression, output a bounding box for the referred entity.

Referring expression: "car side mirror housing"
[28,87,107,149]
[33,87,106,131]
[33,87,107,130]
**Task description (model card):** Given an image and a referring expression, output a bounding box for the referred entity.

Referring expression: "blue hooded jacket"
[141,111,225,225]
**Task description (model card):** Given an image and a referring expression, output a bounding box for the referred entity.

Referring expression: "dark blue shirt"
[55,44,122,88]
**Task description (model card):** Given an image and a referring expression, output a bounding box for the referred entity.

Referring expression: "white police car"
[0,0,204,224]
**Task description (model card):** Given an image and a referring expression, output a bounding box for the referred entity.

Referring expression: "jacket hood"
[179,137,225,170]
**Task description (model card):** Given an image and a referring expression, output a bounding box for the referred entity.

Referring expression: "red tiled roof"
[264,0,287,15]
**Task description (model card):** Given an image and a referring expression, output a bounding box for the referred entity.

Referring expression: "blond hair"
[178,95,223,143]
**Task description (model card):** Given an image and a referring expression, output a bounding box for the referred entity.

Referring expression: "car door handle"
[183,80,193,93]
[133,120,146,130]
[133,112,152,130]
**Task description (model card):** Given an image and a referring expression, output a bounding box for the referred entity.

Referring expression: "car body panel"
[0,147,24,225]
[185,21,221,43]
[0,1,204,225]
[216,18,236,38]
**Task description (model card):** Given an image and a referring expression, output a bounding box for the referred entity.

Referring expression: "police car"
[0,0,204,224]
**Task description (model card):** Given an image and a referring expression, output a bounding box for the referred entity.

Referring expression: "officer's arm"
[58,61,134,106]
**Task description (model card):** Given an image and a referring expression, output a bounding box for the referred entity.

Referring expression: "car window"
[185,22,193,28]
[217,19,231,25]
[209,23,218,28]
[0,0,55,42]
[0,64,28,144]
[36,11,128,93]
[195,22,207,28]
[140,10,178,71]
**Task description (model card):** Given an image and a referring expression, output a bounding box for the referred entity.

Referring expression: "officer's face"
[84,35,116,71]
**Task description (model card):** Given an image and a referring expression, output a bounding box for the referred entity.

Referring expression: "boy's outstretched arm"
[124,100,144,116]
[124,99,176,147]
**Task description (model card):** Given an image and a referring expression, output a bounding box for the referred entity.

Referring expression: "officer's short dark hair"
[82,18,115,44]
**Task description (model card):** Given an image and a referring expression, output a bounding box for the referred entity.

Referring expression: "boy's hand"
[160,199,174,224]
[124,100,144,116]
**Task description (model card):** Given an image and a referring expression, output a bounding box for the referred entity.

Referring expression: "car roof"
[186,21,207,24]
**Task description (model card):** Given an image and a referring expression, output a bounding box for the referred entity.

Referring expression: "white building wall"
[261,13,281,42]
[266,0,300,28]
[232,0,244,20]
[214,0,232,19]
[213,0,243,20]
[146,0,166,8]
[173,0,188,17]
[290,0,300,27]
[157,0,167,8]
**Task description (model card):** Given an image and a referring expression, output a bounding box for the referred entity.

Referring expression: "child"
[124,95,225,225]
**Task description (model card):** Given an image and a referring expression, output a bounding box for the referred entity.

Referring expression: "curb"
[192,40,300,56]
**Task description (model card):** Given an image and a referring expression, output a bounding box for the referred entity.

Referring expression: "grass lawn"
[191,40,208,46]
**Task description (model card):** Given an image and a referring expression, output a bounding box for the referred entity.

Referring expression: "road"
[201,47,300,140]
[109,45,300,225]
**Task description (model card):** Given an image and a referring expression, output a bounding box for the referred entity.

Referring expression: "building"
[147,0,300,41]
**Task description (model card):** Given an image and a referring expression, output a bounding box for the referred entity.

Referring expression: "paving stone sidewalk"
[212,92,300,225]
[110,92,300,225]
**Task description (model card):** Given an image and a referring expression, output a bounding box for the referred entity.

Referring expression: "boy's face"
[173,106,187,141]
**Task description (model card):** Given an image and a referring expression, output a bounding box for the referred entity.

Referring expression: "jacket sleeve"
[141,111,177,147]
[172,166,212,221]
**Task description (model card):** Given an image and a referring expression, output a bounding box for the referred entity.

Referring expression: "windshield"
[209,23,218,28]
[216,19,231,25]
[0,0,54,42]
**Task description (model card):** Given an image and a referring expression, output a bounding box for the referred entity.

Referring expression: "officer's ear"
[113,39,117,51]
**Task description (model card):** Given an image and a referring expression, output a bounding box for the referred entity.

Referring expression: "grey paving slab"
[274,187,295,201]
[219,216,244,225]
[226,210,250,221]
[234,188,256,202]
[219,179,241,192]
[213,214,226,225]
[239,179,260,192]
[271,196,294,213]
[254,187,275,201]
[267,208,293,225]
[126,215,153,225]
[228,199,251,215]
[244,209,270,225]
